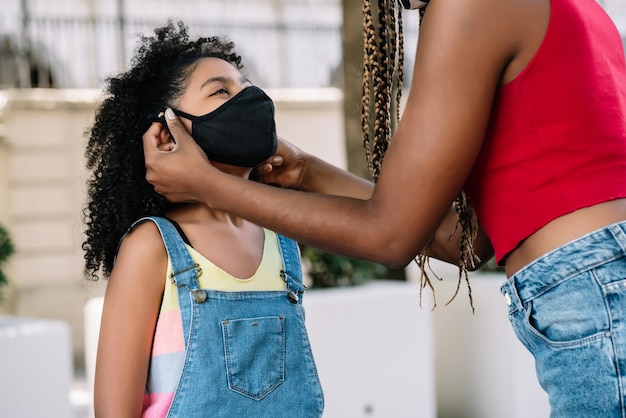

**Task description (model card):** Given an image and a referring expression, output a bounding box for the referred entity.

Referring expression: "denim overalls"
[138,217,324,417]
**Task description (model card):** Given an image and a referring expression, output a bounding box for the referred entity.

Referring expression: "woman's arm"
[143,0,518,267]
[255,139,494,267]
[94,223,167,418]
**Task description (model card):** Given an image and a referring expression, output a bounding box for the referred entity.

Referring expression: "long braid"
[361,0,478,310]
[363,0,398,182]
[362,0,377,178]
[394,6,404,126]
[371,0,392,183]
[447,192,480,307]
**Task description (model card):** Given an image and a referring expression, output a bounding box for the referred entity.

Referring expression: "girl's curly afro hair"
[83,21,244,280]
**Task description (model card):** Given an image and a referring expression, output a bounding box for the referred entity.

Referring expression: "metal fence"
[0,0,345,89]
[4,0,622,91]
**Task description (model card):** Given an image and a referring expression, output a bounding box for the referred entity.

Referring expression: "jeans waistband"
[501,220,626,310]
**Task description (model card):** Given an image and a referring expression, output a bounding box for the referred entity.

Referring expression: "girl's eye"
[211,88,229,97]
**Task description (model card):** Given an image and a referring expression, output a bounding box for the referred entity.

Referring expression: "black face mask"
[172,86,277,167]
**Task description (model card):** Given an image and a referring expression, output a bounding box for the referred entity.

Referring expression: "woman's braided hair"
[361,0,479,309]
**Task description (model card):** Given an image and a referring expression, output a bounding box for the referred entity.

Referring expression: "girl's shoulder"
[115,220,168,271]
[122,217,165,244]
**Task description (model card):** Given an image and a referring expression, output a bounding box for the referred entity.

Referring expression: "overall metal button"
[504,292,512,306]
[193,289,208,303]
[287,291,299,304]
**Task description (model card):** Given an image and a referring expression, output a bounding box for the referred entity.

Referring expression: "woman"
[84,22,323,417]
[142,0,626,416]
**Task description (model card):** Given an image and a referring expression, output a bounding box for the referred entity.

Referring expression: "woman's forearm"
[296,155,494,268]
[299,154,374,199]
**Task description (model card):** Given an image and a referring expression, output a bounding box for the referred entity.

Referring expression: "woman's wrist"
[299,153,373,198]
[297,152,331,193]
[196,163,228,208]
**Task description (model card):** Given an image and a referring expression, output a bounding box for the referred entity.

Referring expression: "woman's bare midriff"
[504,198,626,277]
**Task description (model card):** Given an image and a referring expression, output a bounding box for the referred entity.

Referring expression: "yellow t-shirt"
[161,228,286,313]
[186,227,286,291]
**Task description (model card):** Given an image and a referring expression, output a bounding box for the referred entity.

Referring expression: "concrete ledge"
[305,280,436,418]
[0,315,73,418]
[430,272,551,418]
[0,88,102,112]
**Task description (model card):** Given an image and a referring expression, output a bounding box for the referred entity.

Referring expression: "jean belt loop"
[609,220,626,255]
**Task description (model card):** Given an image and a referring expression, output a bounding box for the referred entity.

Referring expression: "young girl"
[83,22,323,417]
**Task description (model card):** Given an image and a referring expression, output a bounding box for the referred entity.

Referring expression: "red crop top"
[464,0,626,265]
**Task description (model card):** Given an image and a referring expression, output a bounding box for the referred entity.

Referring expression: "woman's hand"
[143,109,216,203]
[252,137,308,190]
[254,137,375,198]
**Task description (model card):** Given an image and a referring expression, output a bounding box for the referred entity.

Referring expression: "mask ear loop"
[147,110,193,123]
[147,112,165,123]
[169,108,198,121]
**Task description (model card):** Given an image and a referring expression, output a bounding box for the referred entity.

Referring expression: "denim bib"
[134,216,324,417]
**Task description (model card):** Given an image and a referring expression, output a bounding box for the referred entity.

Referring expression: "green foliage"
[0,223,15,301]
[300,245,388,288]
[477,256,505,274]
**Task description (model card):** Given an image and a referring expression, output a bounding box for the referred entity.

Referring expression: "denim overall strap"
[129,216,203,351]
[276,233,302,278]
[276,234,306,302]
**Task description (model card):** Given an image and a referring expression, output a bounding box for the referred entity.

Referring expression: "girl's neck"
[166,202,246,226]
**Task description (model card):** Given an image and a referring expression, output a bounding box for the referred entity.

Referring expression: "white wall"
[406,262,551,418]
[0,315,73,418]
[305,281,436,418]
[268,87,346,169]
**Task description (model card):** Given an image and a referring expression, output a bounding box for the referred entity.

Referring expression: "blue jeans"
[501,221,626,418]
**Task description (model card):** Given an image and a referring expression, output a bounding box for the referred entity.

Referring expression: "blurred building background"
[0,0,407,89]
[1,0,624,88]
